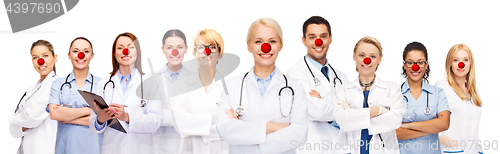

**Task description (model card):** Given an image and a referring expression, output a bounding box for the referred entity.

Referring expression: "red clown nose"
[172,49,179,56]
[411,64,420,71]
[363,57,371,64]
[123,48,129,55]
[204,48,211,56]
[261,43,271,53]
[458,62,465,68]
[315,38,323,46]
[37,58,45,65]
[77,52,85,59]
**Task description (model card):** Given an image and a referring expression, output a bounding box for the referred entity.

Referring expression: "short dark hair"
[401,41,431,82]
[302,16,331,38]
[162,29,187,47]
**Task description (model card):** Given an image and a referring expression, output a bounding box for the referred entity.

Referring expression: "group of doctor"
[9,15,482,154]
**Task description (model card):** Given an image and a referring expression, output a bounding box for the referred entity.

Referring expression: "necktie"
[321,66,329,82]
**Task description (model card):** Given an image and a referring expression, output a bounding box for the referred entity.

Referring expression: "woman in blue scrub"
[47,37,103,154]
[396,42,450,154]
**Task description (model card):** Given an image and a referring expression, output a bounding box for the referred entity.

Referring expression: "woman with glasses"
[396,42,450,154]
[215,18,308,154]
[170,29,229,154]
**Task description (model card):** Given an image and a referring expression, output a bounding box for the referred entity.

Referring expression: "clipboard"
[78,90,127,134]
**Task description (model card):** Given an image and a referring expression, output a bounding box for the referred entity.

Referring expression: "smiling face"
[404,50,428,83]
[114,36,137,67]
[194,37,220,67]
[31,45,57,76]
[247,24,282,68]
[451,49,470,78]
[303,24,331,62]
[163,36,187,66]
[68,39,93,70]
[353,42,381,76]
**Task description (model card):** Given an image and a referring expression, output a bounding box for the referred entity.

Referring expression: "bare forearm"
[266,122,289,134]
[403,112,450,134]
[49,104,91,121]
[396,127,430,140]
[69,116,90,126]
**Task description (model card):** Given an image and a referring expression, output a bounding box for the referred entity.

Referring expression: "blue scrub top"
[398,79,450,154]
[47,71,103,154]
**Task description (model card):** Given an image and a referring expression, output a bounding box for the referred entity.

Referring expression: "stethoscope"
[303,56,342,87]
[358,74,385,147]
[14,73,56,113]
[235,72,295,118]
[103,71,146,107]
[60,73,94,106]
[401,82,431,117]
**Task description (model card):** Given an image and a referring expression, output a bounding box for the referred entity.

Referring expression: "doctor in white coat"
[287,16,349,154]
[154,29,192,154]
[216,18,308,154]
[170,29,229,154]
[89,32,164,154]
[9,40,58,154]
[435,44,482,154]
[333,36,404,154]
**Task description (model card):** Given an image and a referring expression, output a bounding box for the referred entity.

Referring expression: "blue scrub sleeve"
[436,88,451,115]
[94,119,107,131]
[46,78,62,113]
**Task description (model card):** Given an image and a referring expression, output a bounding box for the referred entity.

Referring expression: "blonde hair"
[192,29,225,59]
[246,18,283,44]
[353,36,383,56]
[353,36,383,71]
[445,43,482,106]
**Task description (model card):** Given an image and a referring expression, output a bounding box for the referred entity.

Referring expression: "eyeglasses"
[194,44,219,54]
[404,60,427,68]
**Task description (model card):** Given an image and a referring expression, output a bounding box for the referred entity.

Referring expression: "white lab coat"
[434,80,482,154]
[153,65,192,154]
[9,71,58,154]
[170,69,229,154]
[89,69,164,154]
[215,67,308,154]
[333,77,404,154]
[287,57,349,154]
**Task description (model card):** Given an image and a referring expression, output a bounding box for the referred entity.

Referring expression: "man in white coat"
[287,16,349,154]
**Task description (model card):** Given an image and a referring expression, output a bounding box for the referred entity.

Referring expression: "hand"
[337,101,351,109]
[377,106,390,116]
[94,102,115,125]
[224,108,239,120]
[110,103,128,123]
[52,104,61,110]
[309,90,322,99]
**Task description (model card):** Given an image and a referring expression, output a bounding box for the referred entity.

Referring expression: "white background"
[0,0,498,153]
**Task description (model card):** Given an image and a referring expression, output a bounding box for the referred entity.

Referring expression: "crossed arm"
[396,110,450,140]
[48,103,91,126]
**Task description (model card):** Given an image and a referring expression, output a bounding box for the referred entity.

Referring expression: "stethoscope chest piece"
[140,99,146,107]
[314,78,320,86]
[424,107,431,115]
[235,106,244,117]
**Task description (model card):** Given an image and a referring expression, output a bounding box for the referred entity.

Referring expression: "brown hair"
[31,40,56,74]
[110,32,143,76]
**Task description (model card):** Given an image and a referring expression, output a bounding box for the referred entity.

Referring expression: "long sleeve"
[170,93,213,138]
[259,83,308,153]
[368,87,404,135]
[128,80,164,133]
